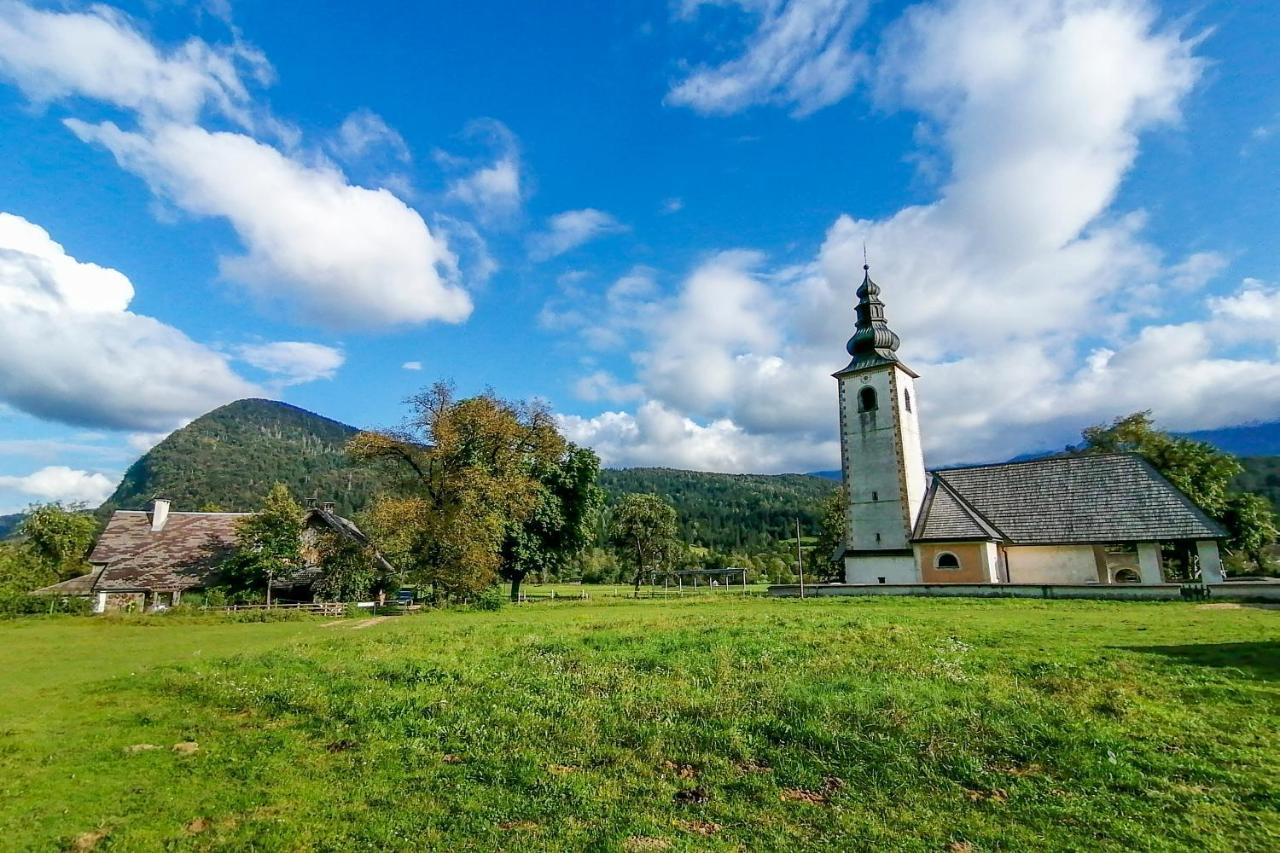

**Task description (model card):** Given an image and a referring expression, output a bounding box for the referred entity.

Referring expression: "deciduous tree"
[19,502,97,579]
[222,483,303,597]
[609,493,682,595]
[349,382,571,602]
[501,445,603,601]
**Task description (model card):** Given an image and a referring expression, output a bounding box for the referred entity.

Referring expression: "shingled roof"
[89,511,247,592]
[914,453,1227,545]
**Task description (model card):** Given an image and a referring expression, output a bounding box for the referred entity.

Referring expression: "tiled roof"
[31,568,104,596]
[922,453,1226,545]
[89,511,247,591]
[913,480,1002,541]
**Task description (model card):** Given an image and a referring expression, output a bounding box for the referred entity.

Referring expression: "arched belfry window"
[858,386,878,413]
[904,388,912,412]
[935,552,960,570]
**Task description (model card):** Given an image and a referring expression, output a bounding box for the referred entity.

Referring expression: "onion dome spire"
[834,261,915,377]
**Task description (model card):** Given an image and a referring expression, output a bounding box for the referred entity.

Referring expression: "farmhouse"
[834,264,1228,587]
[35,498,390,611]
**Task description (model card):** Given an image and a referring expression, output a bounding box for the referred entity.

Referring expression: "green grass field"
[1,597,1277,851]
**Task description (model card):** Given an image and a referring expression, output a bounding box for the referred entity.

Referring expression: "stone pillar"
[1136,542,1163,585]
[1195,540,1225,583]
[980,541,1002,583]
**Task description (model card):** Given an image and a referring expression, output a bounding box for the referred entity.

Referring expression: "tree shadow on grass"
[1119,642,1280,682]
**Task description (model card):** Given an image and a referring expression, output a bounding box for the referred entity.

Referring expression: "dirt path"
[320,617,389,629]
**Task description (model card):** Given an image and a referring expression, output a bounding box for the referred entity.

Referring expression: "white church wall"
[844,554,918,584]
[891,370,927,528]
[1005,545,1100,584]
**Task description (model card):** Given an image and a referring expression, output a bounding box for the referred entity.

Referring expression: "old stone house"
[35,498,392,611]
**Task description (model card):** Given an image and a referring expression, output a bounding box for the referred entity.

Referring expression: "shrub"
[471,585,506,612]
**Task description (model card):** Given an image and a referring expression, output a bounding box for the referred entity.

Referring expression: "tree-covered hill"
[100,399,387,517]
[95,400,841,552]
[599,467,837,551]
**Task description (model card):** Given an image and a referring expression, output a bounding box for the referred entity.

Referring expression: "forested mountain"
[1236,457,1280,513]
[96,400,840,551]
[100,399,386,517]
[599,468,837,551]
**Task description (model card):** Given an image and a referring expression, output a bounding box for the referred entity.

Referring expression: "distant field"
[1,597,1277,850]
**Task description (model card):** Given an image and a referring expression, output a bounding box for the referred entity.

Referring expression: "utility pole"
[266,567,273,609]
[796,518,805,599]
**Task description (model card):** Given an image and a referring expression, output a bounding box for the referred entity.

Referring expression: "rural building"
[35,498,390,611]
[834,265,1228,587]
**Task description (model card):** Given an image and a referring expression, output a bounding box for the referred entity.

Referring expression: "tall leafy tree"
[349,382,570,602]
[19,502,98,579]
[609,493,682,595]
[222,483,304,597]
[501,445,604,601]
[814,488,848,581]
[1076,411,1277,572]
[311,531,378,602]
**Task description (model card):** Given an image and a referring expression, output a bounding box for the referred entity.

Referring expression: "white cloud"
[442,119,523,222]
[0,465,115,506]
[529,209,627,260]
[67,120,472,329]
[0,1,269,126]
[0,212,258,431]
[333,108,411,164]
[558,401,836,473]
[236,341,345,385]
[564,0,1280,472]
[668,0,870,116]
[573,371,642,403]
[402,361,423,371]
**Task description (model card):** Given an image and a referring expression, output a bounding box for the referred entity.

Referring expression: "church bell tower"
[834,264,927,583]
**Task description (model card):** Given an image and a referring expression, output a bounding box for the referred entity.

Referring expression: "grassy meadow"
[0,596,1277,851]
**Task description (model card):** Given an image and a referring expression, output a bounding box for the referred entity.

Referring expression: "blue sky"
[0,0,1278,512]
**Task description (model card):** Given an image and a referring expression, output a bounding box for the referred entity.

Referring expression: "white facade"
[839,363,927,584]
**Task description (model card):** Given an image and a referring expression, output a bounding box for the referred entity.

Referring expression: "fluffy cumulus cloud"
[0,0,268,126]
[67,120,471,329]
[668,0,870,116]
[0,2,472,331]
[566,0,1280,471]
[236,341,345,385]
[0,465,115,506]
[529,209,627,260]
[0,212,259,431]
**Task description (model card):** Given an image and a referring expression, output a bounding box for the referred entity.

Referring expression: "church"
[833,265,1228,587]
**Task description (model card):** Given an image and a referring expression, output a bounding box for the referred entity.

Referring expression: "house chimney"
[149,498,171,532]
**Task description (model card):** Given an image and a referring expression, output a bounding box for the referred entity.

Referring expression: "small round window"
[935,552,960,570]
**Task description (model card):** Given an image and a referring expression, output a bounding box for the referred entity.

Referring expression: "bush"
[0,592,92,618]
[471,585,506,612]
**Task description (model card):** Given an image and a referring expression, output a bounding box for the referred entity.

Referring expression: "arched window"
[904,388,912,412]
[1113,568,1140,584]
[858,386,878,413]
[935,552,960,570]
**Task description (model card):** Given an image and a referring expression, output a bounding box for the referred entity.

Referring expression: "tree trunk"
[509,571,526,602]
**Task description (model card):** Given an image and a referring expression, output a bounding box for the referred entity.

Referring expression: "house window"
[875,533,881,543]
[904,389,912,412]
[872,491,878,501]
[859,387,878,412]
[935,552,961,570]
